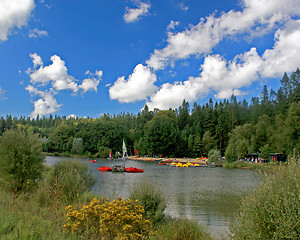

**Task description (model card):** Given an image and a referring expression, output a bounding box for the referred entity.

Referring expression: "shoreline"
[128,156,208,164]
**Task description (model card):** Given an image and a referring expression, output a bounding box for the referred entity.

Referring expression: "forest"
[1,68,299,162]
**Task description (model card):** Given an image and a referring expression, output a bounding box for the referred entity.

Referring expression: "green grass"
[152,218,213,240]
[0,190,74,239]
[230,157,300,239]
[223,161,276,172]
[0,177,215,240]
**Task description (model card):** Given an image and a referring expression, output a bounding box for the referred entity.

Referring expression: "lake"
[45,156,261,237]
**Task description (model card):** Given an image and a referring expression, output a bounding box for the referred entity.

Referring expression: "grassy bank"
[222,161,278,172]
[0,176,214,240]
[231,158,300,239]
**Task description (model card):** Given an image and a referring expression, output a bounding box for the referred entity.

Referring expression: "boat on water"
[97,166,112,172]
[108,150,113,160]
[97,140,144,173]
[89,160,97,163]
[125,167,144,173]
[111,165,125,172]
[97,165,143,173]
[122,139,128,160]
[158,162,167,165]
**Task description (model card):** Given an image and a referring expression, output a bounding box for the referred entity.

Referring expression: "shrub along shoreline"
[1,129,299,239]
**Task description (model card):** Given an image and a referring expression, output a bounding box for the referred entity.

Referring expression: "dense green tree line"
[1,69,299,160]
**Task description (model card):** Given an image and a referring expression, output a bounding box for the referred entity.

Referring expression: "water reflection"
[45,156,260,236]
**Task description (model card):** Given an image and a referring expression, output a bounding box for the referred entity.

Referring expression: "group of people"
[244,157,265,164]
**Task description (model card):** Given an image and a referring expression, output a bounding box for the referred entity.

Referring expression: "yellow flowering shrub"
[63,197,154,239]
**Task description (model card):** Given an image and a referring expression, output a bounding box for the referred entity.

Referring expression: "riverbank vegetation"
[231,157,300,239]
[0,131,213,239]
[0,127,299,239]
[0,69,299,162]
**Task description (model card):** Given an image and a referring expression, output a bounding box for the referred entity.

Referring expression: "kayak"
[125,167,144,173]
[97,166,112,172]
[158,162,166,165]
[89,160,97,163]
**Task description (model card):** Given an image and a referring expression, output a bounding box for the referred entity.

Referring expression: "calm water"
[45,156,261,237]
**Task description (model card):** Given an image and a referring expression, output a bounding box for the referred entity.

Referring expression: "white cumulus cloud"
[145,19,300,110]
[27,54,102,93]
[146,0,300,70]
[0,0,35,41]
[80,70,103,93]
[31,94,62,118]
[124,1,151,23]
[109,64,158,103]
[261,19,300,78]
[28,28,48,38]
[26,54,102,117]
[29,53,43,68]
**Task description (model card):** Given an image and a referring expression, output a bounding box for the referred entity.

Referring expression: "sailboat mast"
[122,139,128,158]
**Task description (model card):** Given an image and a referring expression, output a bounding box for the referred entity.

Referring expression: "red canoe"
[89,160,97,163]
[125,167,144,173]
[97,166,112,172]
[158,162,167,165]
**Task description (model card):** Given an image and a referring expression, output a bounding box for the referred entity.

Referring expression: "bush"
[48,160,95,203]
[208,149,221,163]
[231,157,300,239]
[224,144,237,163]
[153,218,212,240]
[63,197,154,239]
[0,130,44,192]
[129,181,166,226]
[96,146,110,158]
[72,138,83,154]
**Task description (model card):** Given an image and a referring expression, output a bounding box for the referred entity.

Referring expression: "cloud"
[28,55,78,92]
[124,1,151,23]
[145,19,300,110]
[109,64,158,103]
[146,0,300,70]
[261,19,300,78]
[0,0,35,41]
[29,53,43,68]
[31,94,62,118]
[26,85,61,118]
[145,48,262,110]
[167,20,180,31]
[80,70,103,93]
[27,54,102,93]
[178,3,188,12]
[26,54,102,117]
[28,28,48,38]
[0,85,6,101]
[67,114,77,119]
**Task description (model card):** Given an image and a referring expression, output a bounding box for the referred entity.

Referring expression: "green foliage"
[202,131,215,156]
[1,68,300,160]
[208,149,221,163]
[225,144,237,163]
[144,110,181,156]
[259,144,272,160]
[153,218,212,240]
[72,138,83,154]
[0,189,76,240]
[231,157,300,239]
[0,129,44,192]
[287,102,300,152]
[129,181,166,226]
[96,145,110,158]
[223,161,251,169]
[48,160,96,203]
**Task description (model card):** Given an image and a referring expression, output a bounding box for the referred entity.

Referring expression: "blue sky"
[0,0,300,118]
